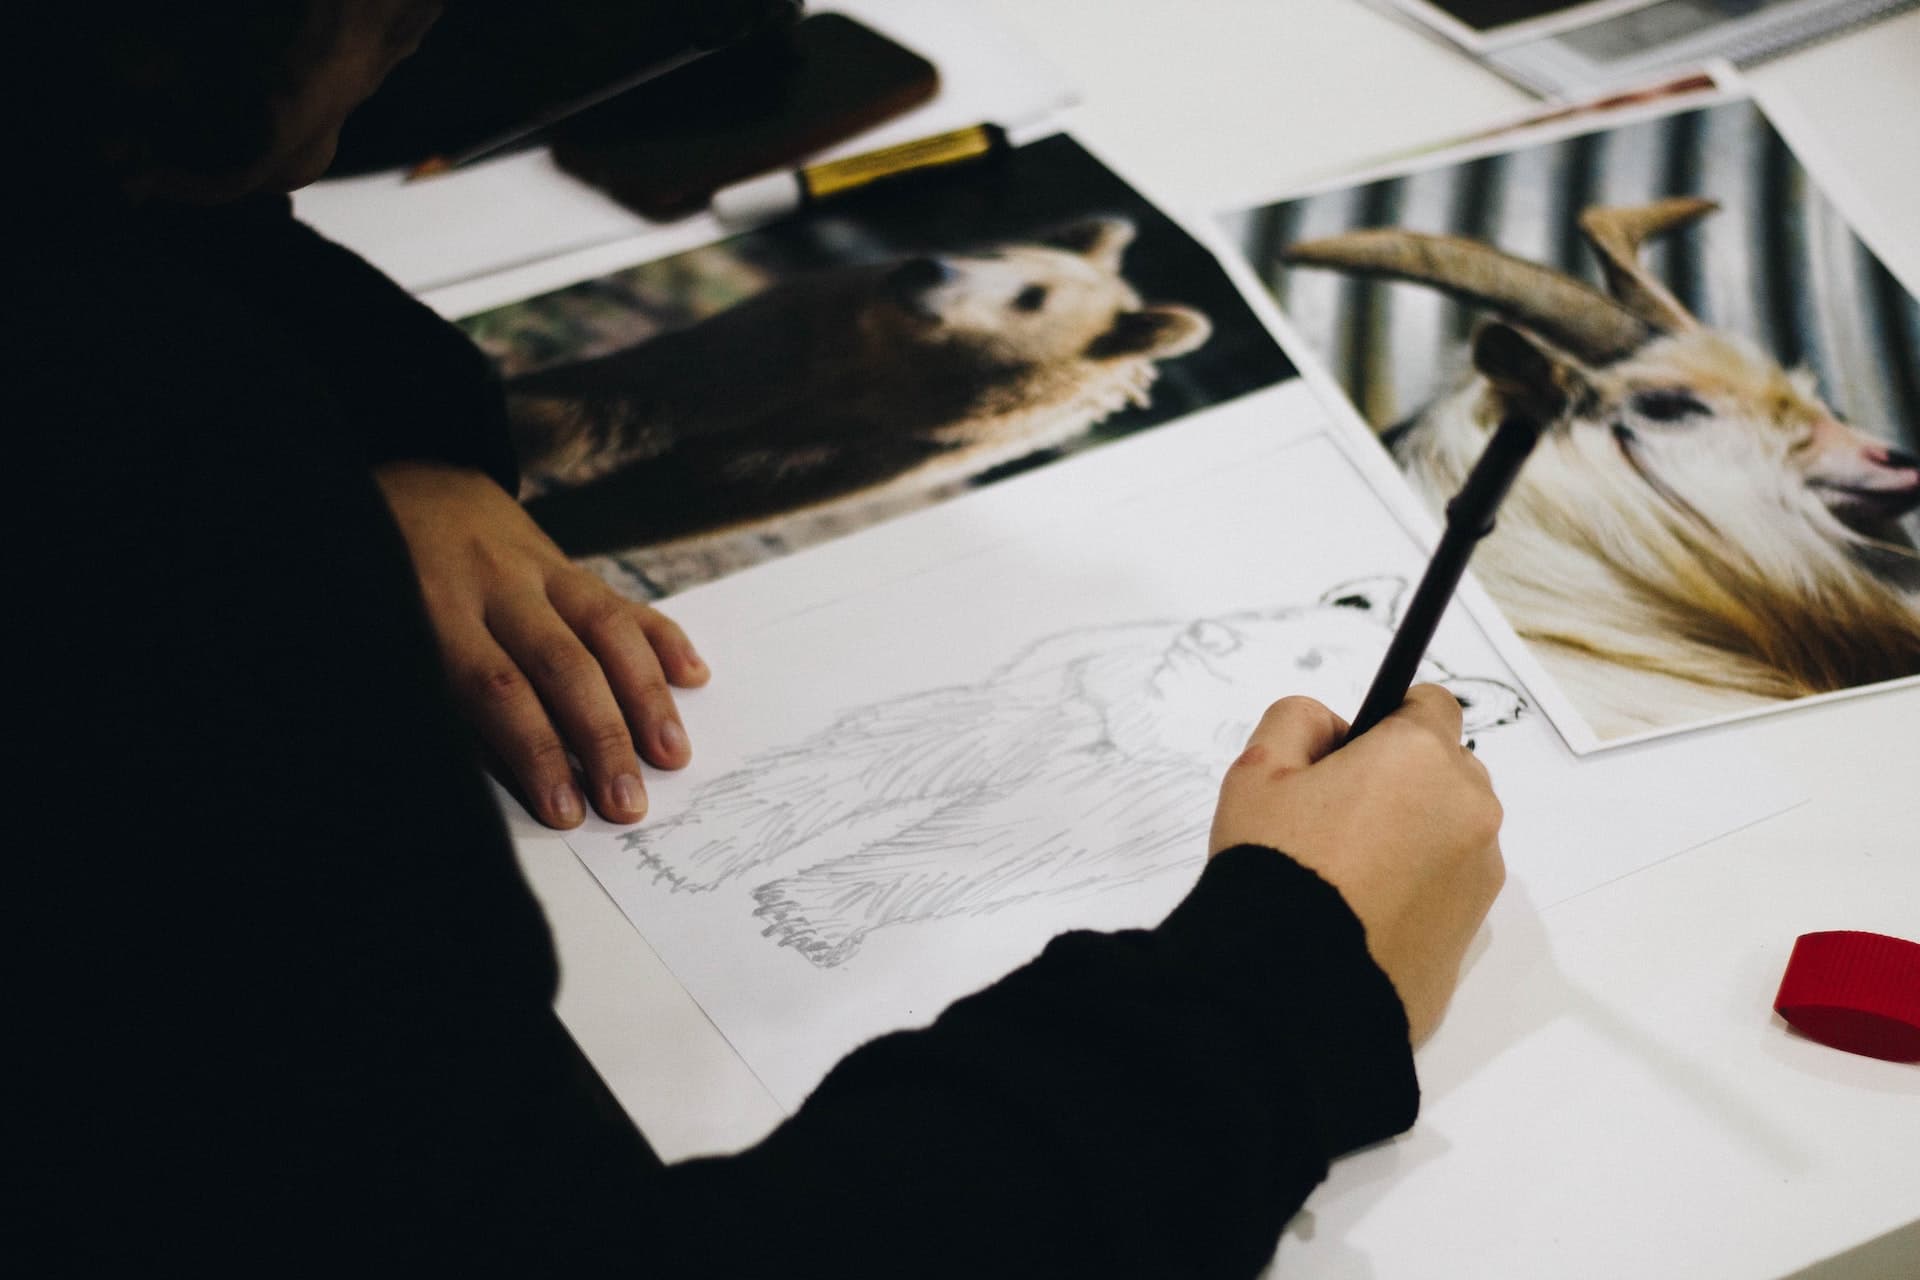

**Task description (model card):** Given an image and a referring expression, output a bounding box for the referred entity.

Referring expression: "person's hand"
[374,461,708,828]
[1208,685,1505,1044]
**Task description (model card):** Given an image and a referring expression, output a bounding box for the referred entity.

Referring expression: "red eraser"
[1773,931,1920,1063]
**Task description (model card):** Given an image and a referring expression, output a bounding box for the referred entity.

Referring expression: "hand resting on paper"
[1209,684,1505,1045]
[374,461,709,828]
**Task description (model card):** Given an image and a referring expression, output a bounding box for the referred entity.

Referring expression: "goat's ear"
[1086,305,1211,361]
[1048,216,1136,272]
[1320,575,1408,625]
[1472,322,1589,424]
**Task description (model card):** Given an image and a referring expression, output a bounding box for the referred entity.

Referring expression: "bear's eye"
[1629,388,1710,423]
[1012,285,1049,313]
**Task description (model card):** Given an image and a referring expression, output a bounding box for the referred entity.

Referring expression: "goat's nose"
[889,257,955,296]
[1881,447,1920,471]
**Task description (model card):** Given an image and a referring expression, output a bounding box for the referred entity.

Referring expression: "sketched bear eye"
[1012,285,1049,313]
[1629,388,1710,422]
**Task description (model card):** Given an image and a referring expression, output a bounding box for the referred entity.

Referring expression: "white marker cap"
[712,170,804,227]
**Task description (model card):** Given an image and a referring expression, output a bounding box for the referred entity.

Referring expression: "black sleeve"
[647,846,1418,1279]
[22,217,1415,1279]
[156,195,522,492]
[285,212,522,491]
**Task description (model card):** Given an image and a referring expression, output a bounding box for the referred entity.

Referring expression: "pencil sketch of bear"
[621,576,1526,967]
[506,217,1213,558]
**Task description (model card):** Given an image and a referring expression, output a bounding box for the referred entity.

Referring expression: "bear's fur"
[507,217,1211,557]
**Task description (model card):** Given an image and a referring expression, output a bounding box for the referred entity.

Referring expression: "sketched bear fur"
[622,577,1526,967]
[506,217,1211,553]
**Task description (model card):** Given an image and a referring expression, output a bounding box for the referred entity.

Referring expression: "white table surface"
[307,4,1920,1276]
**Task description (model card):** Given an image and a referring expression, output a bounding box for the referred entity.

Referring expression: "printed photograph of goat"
[457,133,1295,599]
[1224,96,1920,745]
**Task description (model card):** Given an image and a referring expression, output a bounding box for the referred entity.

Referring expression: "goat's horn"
[1578,198,1718,331]
[1283,229,1650,365]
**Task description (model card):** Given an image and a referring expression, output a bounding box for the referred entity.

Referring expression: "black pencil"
[405,46,715,180]
[1345,388,1545,741]
[403,0,804,180]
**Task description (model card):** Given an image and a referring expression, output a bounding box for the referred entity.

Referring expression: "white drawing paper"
[558,383,1804,1110]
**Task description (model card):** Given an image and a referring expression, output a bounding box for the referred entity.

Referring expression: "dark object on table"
[549,12,940,220]
[330,0,804,176]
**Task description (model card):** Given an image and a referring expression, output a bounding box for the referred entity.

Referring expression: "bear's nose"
[888,257,955,300]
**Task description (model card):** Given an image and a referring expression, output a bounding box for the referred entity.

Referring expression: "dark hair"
[33,3,336,183]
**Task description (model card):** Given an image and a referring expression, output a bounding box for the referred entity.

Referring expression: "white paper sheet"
[1387,0,1669,54]
[1376,0,1915,99]
[558,382,1805,1110]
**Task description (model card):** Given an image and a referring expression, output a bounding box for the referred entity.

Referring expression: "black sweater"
[16,195,1417,1277]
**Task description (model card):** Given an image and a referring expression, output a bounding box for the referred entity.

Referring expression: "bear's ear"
[1086,305,1211,362]
[1439,676,1528,733]
[1183,618,1241,656]
[1319,575,1408,625]
[1047,216,1137,272]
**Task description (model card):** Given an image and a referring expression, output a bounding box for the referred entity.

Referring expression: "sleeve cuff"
[1156,844,1420,1157]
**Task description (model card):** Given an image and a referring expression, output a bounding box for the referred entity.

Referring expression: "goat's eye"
[1012,285,1049,312]
[1630,388,1710,422]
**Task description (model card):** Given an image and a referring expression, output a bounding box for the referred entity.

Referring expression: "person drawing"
[19,3,1505,1274]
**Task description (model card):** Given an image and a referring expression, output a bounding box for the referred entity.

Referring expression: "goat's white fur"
[1394,329,1920,739]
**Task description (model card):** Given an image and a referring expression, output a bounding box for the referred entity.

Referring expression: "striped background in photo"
[1228,100,1919,453]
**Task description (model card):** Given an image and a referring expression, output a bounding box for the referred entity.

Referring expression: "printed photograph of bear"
[458,133,1295,597]
[1222,96,1920,745]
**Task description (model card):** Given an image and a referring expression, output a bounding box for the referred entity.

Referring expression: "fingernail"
[612,772,646,817]
[549,782,584,826]
[658,720,689,760]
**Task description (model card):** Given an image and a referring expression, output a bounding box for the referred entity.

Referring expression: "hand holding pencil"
[1210,687,1505,1045]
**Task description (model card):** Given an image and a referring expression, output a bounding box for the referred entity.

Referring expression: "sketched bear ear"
[1440,676,1528,733]
[1319,575,1408,625]
[1086,305,1211,361]
[1184,618,1240,655]
[1046,216,1137,272]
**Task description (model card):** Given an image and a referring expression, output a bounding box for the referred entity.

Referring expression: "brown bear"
[507,217,1212,559]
